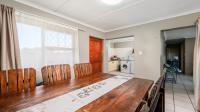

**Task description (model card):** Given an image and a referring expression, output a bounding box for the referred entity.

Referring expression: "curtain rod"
[15,10,86,32]
[106,35,134,40]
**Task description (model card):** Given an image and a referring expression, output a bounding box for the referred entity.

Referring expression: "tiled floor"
[165,74,196,112]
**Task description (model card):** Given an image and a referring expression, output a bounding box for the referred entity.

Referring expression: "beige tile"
[174,94,190,101]
[166,99,174,104]
[173,84,184,89]
[174,93,189,98]
[173,89,187,93]
[166,103,174,110]
[165,108,174,112]
[189,94,195,105]
[165,95,173,100]
[165,90,173,94]
[175,100,194,110]
[165,74,195,112]
[175,105,195,112]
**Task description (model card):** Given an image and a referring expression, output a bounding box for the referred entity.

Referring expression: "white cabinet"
[108,61,119,72]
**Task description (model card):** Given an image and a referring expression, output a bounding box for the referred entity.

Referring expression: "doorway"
[165,39,184,73]
[89,36,103,74]
[105,36,135,76]
[162,25,196,112]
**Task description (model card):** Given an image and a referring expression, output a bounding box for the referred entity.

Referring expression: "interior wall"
[1,0,105,65]
[160,32,166,74]
[105,12,200,81]
[185,38,195,76]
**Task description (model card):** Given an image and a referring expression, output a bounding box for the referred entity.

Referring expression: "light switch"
[139,51,143,55]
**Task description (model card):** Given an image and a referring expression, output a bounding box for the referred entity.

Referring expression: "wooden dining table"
[0,73,153,112]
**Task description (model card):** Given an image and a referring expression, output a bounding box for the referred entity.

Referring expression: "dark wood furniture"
[0,73,153,112]
[148,76,165,112]
[0,68,36,96]
[41,64,71,85]
[74,63,92,79]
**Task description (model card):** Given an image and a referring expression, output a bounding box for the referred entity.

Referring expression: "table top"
[0,73,153,112]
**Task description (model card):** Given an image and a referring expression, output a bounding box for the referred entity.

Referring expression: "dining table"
[0,73,153,112]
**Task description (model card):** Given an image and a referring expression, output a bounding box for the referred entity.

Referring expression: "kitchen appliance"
[120,61,131,73]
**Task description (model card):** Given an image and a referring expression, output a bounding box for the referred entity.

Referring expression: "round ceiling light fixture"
[101,0,123,5]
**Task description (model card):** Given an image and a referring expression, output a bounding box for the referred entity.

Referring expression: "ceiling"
[15,0,200,32]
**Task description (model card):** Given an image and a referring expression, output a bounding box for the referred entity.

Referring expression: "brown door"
[89,36,103,74]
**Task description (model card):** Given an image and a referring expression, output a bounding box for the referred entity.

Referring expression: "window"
[16,13,79,83]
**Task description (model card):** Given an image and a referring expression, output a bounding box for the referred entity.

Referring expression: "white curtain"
[16,12,79,83]
[194,17,200,111]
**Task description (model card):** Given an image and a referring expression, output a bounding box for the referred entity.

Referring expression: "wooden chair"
[0,68,36,96]
[147,76,165,112]
[74,63,92,79]
[41,64,71,85]
[135,100,150,112]
[147,85,158,107]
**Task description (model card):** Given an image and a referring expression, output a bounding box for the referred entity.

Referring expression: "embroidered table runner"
[18,75,134,112]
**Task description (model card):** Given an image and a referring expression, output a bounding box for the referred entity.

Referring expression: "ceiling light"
[101,0,123,5]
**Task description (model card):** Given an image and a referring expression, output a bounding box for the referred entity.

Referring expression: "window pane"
[44,50,73,66]
[17,20,76,84]
[17,23,42,69]
[45,30,72,48]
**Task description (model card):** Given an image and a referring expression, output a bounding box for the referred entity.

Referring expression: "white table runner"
[18,75,134,112]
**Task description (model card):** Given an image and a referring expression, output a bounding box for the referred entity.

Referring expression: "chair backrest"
[135,100,150,112]
[148,76,165,112]
[0,68,36,96]
[161,67,167,76]
[74,63,92,79]
[41,64,71,85]
[147,85,158,107]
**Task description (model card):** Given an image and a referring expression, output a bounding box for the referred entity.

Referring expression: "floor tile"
[165,74,195,112]
[166,103,174,111]
[175,105,195,112]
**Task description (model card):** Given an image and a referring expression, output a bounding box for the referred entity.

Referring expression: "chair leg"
[173,73,176,84]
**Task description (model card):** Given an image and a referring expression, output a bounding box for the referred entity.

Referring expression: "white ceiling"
[15,0,200,32]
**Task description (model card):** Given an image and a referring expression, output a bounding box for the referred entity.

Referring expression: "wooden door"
[89,36,103,74]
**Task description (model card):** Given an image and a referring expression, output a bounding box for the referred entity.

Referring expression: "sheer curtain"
[194,17,200,111]
[16,12,79,83]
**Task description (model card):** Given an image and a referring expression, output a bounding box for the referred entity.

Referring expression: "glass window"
[17,21,76,84]
[44,30,72,48]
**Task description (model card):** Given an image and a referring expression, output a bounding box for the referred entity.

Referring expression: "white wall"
[105,12,200,82]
